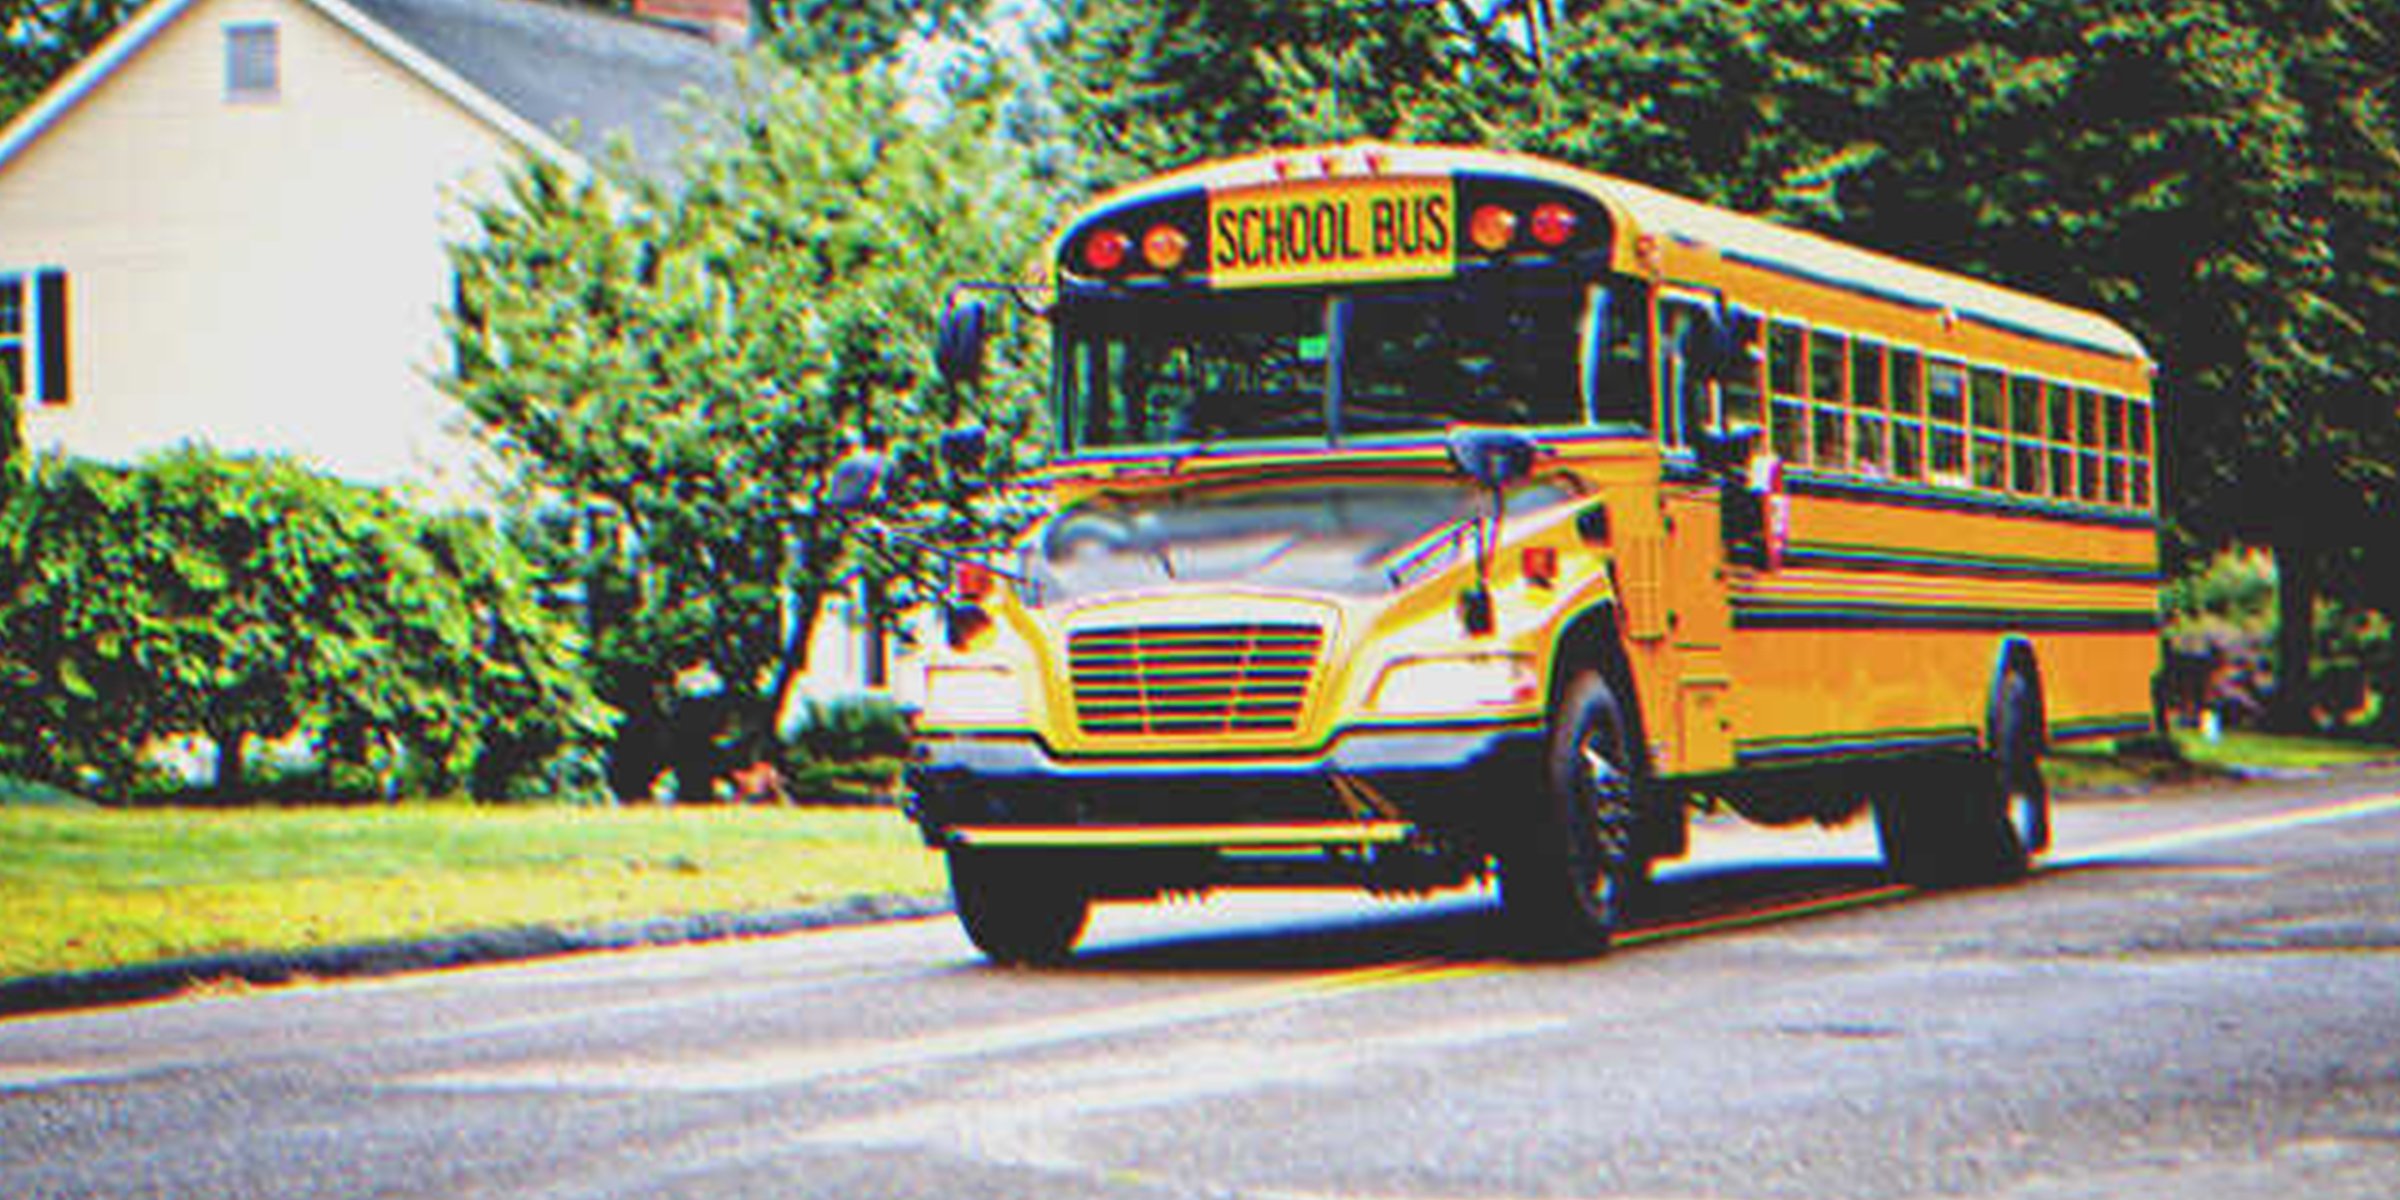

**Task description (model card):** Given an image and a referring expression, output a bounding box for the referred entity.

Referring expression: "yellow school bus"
[904,142,2160,962]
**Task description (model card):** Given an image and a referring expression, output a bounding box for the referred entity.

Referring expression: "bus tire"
[947,848,1090,965]
[1874,668,2046,887]
[1501,668,1648,957]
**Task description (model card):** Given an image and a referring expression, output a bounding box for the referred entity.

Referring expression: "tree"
[444,64,1046,802]
[751,0,986,71]
[1,0,140,129]
[1043,0,1458,184]
[0,450,608,799]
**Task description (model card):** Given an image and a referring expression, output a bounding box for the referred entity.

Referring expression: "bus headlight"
[1371,653,1539,715]
[923,665,1023,725]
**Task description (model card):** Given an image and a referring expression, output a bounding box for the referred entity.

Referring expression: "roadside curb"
[0,893,952,1019]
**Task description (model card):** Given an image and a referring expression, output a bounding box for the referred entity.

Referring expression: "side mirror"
[936,298,990,389]
[938,424,989,477]
[1446,426,1538,491]
[826,449,891,511]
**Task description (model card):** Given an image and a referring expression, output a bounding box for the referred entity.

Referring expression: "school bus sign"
[1208,178,1454,288]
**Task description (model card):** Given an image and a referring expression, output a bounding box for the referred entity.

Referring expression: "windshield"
[1025,478,1580,606]
[1057,275,1651,453]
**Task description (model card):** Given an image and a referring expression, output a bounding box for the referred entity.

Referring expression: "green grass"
[2046,728,2400,795]
[0,805,943,980]
[2170,728,2400,771]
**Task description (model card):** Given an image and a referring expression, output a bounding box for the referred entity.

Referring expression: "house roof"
[0,0,736,182]
[344,0,736,179]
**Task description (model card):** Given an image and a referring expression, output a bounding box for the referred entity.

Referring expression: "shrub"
[787,695,913,765]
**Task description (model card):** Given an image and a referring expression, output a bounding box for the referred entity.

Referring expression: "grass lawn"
[2045,728,2400,795]
[7,726,2396,984]
[0,804,943,980]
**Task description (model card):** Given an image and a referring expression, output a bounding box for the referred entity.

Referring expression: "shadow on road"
[1048,860,1900,975]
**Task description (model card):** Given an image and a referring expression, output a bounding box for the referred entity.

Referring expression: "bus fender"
[1548,603,1686,859]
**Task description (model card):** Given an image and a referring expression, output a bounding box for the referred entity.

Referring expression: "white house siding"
[0,0,520,502]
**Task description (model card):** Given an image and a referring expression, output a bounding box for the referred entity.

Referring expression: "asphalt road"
[5,772,2398,1200]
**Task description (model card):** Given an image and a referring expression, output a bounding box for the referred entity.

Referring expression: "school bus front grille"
[1068,623,1325,737]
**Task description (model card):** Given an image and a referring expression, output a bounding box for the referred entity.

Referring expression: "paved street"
[4,772,2398,1199]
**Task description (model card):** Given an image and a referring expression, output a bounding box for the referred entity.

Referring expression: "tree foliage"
[444,64,1046,801]
[1043,0,1458,186]
[0,0,140,129]
[0,450,607,800]
[750,0,985,71]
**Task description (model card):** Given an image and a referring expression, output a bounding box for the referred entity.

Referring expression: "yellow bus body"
[910,142,2159,913]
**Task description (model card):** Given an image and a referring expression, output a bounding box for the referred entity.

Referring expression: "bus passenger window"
[1928,361,1965,422]
[1809,330,1848,470]
[1814,404,1848,471]
[1578,279,1653,428]
[1851,342,1888,476]
[1810,331,1846,403]
[1974,433,2007,491]
[1769,322,1805,397]
[2013,440,2044,495]
[2010,376,2045,494]
[1890,349,1924,481]
[1774,395,1810,464]
[1769,321,1808,463]
[1927,361,1968,483]
[1720,312,1765,429]
[1852,342,1887,412]
[1855,412,1888,475]
[2010,376,2043,436]
[1893,349,1923,416]
[1892,416,1923,480]
[1971,368,2006,432]
[1659,300,1718,446]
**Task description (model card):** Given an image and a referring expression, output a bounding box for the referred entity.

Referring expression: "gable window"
[226,24,279,102]
[0,271,70,408]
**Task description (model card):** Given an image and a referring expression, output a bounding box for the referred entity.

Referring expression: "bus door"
[1655,291,1738,774]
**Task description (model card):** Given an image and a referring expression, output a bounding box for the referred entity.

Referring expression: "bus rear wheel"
[1501,669,1648,957]
[1875,668,2047,887]
[947,848,1091,965]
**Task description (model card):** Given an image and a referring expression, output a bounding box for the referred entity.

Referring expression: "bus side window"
[1927,360,1968,483]
[1769,321,1808,464]
[1970,367,2007,491]
[1890,347,1924,480]
[1720,309,1765,432]
[1582,279,1654,429]
[1810,329,1848,472]
[1852,341,1888,477]
[1658,298,1719,448]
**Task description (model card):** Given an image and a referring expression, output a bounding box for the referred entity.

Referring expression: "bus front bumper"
[905,720,1545,855]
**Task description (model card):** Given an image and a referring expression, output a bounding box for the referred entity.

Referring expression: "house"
[0,0,745,502]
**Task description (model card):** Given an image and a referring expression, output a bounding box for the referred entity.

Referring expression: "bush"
[787,695,913,765]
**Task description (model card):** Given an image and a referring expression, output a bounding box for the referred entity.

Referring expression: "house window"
[0,271,69,407]
[226,24,279,102]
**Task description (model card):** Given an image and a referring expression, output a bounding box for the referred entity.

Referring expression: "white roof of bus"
[1065,142,2152,365]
